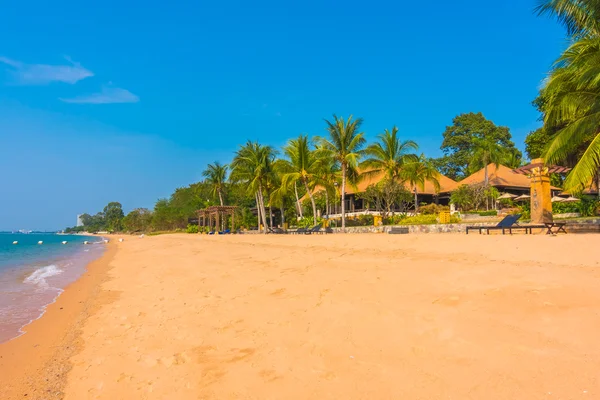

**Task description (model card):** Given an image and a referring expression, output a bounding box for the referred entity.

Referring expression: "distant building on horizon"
[76,214,84,227]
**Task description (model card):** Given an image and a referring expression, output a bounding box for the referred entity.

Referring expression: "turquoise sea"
[0,233,106,343]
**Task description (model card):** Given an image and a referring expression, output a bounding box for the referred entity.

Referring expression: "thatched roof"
[445,164,560,191]
[345,170,457,195]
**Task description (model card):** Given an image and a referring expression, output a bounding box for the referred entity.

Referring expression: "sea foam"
[23,265,63,289]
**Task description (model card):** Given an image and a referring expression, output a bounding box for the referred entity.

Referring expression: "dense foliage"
[434,112,522,180]
[535,0,600,194]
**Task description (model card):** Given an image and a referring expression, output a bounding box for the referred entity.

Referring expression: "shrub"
[397,215,438,225]
[186,224,199,233]
[478,210,497,217]
[418,204,450,215]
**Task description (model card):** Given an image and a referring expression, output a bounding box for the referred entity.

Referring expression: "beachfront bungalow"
[324,170,457,218]
[446,163,562,196]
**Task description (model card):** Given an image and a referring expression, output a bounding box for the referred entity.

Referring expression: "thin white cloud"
[0,56,93,85]
[60,86,139,104]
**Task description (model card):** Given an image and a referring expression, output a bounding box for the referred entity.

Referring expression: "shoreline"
[3,233,600,398]
[0,234,106,344]
[0,241,117,399]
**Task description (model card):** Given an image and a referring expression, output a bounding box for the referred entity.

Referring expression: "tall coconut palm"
[537,1,600,193]
[536,0,600,37]
[362,126,418,181]
[317,115,366,230]
[281,135,323,226]
[314,155,341,217]
[230,141,276,233]
[202,162,228,206]
[471,137,506,186]
[400,156,441,212]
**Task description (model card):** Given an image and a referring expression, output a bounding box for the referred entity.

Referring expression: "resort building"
[446,163,562,196]
[325,170,457,218]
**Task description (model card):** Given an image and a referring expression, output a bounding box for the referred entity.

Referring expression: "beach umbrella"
[551,196,566,203]
[514,194,530,202]
[497,192,517,200]
[562,196,580,203]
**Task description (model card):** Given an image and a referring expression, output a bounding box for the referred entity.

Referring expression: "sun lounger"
[466,214,523,235]
[268,227,287,234]
[306,224,323,234]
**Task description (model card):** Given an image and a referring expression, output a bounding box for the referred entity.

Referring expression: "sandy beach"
[2,233,600,399]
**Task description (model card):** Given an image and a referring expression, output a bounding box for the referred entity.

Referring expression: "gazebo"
[197,206,238,233]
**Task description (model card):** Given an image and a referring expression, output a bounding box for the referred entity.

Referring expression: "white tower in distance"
[76,214,84,227]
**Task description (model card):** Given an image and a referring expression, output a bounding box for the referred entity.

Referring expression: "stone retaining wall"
[330,223,494,234]
[239,218,600,234]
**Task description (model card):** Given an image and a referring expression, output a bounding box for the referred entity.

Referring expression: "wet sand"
[0,243,116,399]
[2,233,600,399]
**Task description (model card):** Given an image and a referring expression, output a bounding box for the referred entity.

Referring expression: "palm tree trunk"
[484,164,489,186]
[325,190,330,217]
[484,164,489,211]
[255,192,261,231]
[414,187,419,213]
[218,190,224,206]
[269,204,273,228]
[257,186,268,233]
[341,165,347,231]
[304,179,318,226]
[280,204,285,226]
[597,167,600,199]
[294,182,303,218]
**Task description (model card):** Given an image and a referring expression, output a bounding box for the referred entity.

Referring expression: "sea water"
[0,233,106,343]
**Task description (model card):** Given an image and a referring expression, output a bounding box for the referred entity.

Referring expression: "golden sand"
[2,233,600,399]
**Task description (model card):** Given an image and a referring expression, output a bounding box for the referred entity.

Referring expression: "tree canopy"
[438,112,521,180]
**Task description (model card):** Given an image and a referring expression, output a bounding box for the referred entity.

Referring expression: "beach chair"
[268,227,287,234]
[466,214,522,235]
[306,224,323,234]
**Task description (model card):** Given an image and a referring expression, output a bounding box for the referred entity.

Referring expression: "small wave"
[23,265,63,289]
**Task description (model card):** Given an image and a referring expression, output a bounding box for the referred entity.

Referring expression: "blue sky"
[0,1,567,230]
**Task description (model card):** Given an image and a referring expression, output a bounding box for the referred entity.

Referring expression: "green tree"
[202,162,228,206]
[103,202,124,232]
[358,179,412,218]
[122,208,153,232]
[362,126,418,181]
[524,127,552,159]
[450,184,475,211]
[536,0,600,37]
[280,135,323,226]
[230,141,276,233]
[438,112,521,180]
[537,0,600,194]
[471,136,507,186]
[315,156,341,217]
[399,156,441,212]
[317,115,366,230]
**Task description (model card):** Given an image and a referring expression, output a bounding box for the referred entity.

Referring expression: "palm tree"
[362,126,418,181]
[536,0,600,37]
[202,162,228,206]
[230,141,276,233]
[471,137,506,186]
[400,156,441,213]
[281,135,323,226]
[317,115,366,230]
[537,1,600,193]
[315,155,341,217]
[503,148,524,169]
